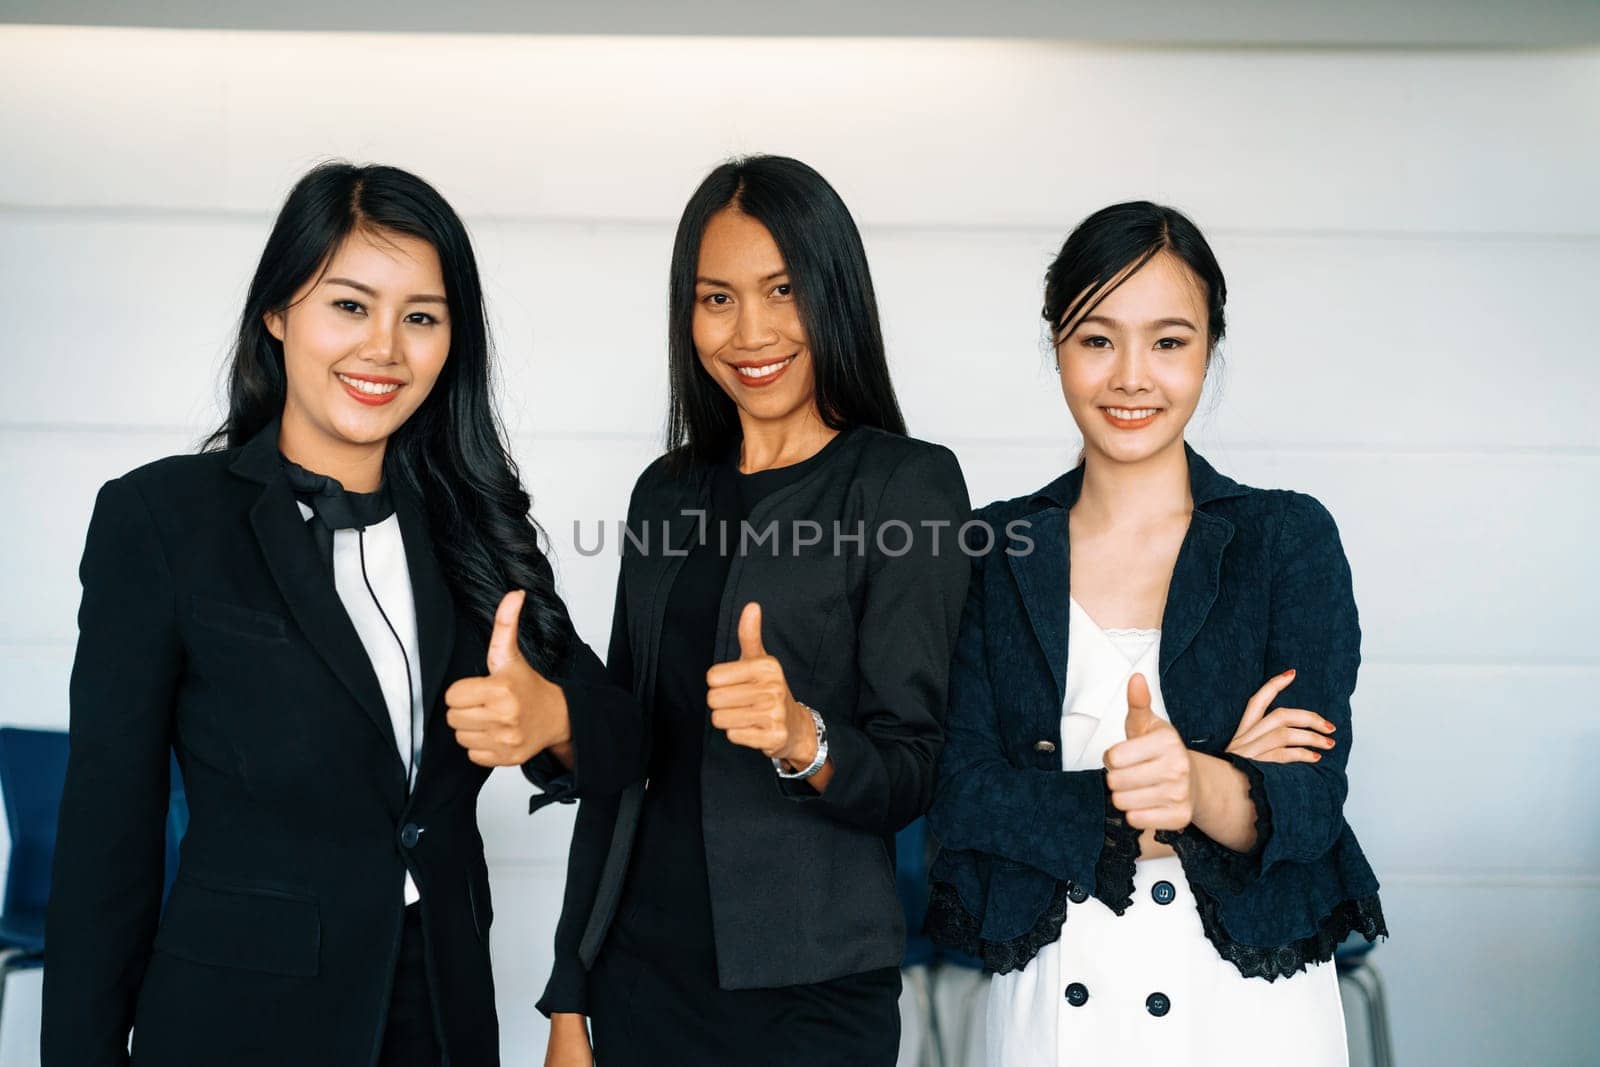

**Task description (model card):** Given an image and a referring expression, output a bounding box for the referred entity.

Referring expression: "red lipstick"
[1100,407,1160,430]
[337,371,404,407]
[730,355,796,390]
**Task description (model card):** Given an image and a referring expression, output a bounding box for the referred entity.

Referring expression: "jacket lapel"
[230,419,397,753]
[632,470,710,695]
[1157,508,1235,677]
[248,476,398,750]
[1158,446,1247,676]
[1007,506,1071,708]
[1016,447,1248,687]
[393,483,457,725]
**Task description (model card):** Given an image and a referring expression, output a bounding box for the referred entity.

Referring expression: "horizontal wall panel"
[4,431,1593,667]
[0,215,256,432]
[1374,883,1600,1067]
[8,211,1598,453]
[0,429,197,645]
[1346,664,1600,878]
[873,228,1600,452]
[2,29,1595,235]
[4,654,1593,880]
[0,428,656,646]
[951,443,1599,665]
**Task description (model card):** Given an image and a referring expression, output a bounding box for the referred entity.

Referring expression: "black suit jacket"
[533,427,971,1014]
[41,421,637,1067]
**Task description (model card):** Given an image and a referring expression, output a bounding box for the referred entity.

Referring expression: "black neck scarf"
[280,458,396,573]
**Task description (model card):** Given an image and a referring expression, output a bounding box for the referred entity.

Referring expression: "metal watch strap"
[774,705,828,780]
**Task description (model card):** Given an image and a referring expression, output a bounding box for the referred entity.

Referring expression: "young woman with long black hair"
[535,155,972,1067]
[42,162,639,1067]
[927,202,1386,1065]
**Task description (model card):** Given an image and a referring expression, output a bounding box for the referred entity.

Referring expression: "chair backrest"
[895,818,937,967]
[0,728,189,919]
[0,728,71,919]
[1334,928,1379,969]
[903,817,985,972]
[163,751,188,903]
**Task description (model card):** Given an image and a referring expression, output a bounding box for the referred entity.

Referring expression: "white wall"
[1,25,1597,1066]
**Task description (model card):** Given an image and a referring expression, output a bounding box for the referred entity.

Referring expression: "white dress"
[985,598,1348,1067]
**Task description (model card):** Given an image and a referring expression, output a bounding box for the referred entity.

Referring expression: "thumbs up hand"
[705,602,817,769]
[1102,673,1195,831]
[446,590,571,768]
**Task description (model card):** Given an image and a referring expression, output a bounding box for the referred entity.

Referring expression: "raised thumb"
[1125,673,1159,737]
[486,590,527,674]
[737,601,766,660]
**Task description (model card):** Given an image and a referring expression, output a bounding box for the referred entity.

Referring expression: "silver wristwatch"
[774,704,829,780]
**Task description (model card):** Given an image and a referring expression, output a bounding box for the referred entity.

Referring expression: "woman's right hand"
[1226,669,1336,763]
[545,1013,593,1067]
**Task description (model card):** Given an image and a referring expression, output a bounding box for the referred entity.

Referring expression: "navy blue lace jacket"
[926,448,1386,980]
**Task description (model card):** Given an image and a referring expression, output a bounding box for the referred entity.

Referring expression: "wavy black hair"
[665,155,906,464]
[205,161,569,670]
[1043,200,1227,358]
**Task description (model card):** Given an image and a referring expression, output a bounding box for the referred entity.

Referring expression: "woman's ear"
[263,308,286,342]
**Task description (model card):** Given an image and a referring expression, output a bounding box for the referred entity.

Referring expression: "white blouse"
[298,502,425,905]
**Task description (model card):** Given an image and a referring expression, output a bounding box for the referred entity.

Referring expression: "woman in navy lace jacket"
[926,201,1385,1065]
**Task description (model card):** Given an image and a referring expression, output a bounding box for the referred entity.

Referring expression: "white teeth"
[735,356,794,379]
[1107,407,1158,419]
[338,373,400,395]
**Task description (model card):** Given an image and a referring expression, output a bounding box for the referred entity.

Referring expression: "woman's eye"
[773,284,793,298]
[334,299,364,314]
[1080,335,1111,349]
[405,312,439,325]
[1155,337,1187,350]
[703,293,732,307]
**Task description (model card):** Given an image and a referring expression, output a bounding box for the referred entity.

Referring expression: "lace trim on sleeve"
[1155,752,1272,896]
[1095,792,1142,914]
[926,783,1143,974]
[926,878,1071,976]
[1190,887,1388,981]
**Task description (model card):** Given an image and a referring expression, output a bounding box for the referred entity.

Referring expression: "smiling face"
[691,208,818,430]
[265,227,451,469]
[1056,251,1211,467]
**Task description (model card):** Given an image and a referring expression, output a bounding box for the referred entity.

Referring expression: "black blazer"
[42,421,636,1067]
[533,427,971,1014]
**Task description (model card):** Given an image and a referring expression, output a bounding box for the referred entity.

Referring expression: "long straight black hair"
[1043,200,1228,358]
[665,155,906,464]
[206,161,569,670]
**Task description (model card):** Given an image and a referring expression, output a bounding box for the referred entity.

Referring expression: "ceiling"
[3,0,1597,47]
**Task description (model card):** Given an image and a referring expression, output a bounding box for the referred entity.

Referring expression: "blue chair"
[0,728,187,1035]
[1335,931,1394,1067]
[895,818,937,970]
[896,819,988,1067]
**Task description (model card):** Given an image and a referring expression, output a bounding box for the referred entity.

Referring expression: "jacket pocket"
[190,595,290,643]
[154,874,320,976]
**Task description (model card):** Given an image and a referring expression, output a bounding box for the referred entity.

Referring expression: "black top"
[616,432,849,958]
[530,425,972,1013]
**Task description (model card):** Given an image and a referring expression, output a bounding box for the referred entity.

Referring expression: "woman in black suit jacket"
[537,156,972,1067]
[42,163,639,1067]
